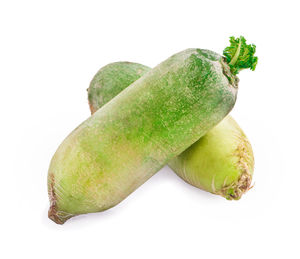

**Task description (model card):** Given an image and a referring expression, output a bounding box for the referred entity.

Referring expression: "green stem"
[229,39,241,66]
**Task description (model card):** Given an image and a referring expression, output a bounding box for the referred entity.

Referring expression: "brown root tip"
[48,199,74,224]
[221,170,253,200]
[48,174,73,225]
[219,132,254,200]
[48,205,67,225]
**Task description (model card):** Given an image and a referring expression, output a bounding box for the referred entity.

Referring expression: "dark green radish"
[48,36,257,224]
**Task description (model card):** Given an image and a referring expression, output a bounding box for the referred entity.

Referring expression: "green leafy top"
[223,36,258,75]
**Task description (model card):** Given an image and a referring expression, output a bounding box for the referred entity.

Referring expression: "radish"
[88,62,254,200]
[48,36,257,224]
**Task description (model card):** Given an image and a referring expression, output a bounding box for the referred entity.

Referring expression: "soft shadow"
[150,165,221,201]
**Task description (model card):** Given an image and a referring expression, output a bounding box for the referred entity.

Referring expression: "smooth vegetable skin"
[88,62,254,200]
[48,48,238,224]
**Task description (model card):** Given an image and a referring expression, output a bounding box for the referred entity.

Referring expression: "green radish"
[88,62,150,114]
[48,36,257,224]
[169,116,254,199]
[88,62,254,200]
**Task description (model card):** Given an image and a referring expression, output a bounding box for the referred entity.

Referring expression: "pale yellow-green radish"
[88,62,254,200]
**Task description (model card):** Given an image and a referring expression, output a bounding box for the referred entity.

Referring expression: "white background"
[1,0,299,258]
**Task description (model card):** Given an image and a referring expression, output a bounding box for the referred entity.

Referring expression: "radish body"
[48,49,238,224]
[88,62,254,200]
[88,62,150,114]
[169,116,254,199]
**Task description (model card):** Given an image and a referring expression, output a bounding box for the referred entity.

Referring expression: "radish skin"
[88,62,254,200]
[169,116,254,199]
[48,48,238,224]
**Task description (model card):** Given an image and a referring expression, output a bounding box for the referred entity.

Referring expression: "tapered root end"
[219,132,254,200]
[48,203,74,225]
[221,170,253,200]
[48,174,73,225]
[48,204,68,225]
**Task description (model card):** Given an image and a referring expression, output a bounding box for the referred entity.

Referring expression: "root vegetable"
[88,62,254,200]
[48,37,257,224]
